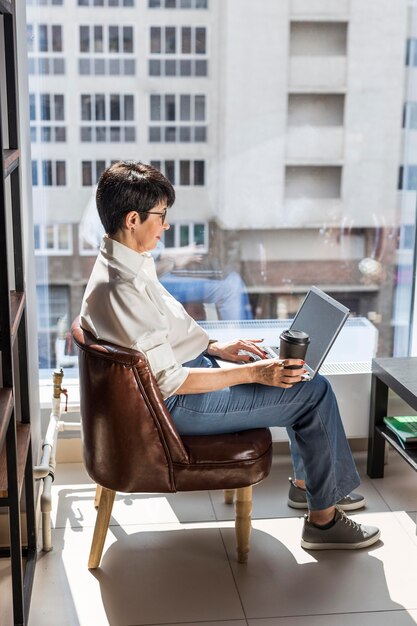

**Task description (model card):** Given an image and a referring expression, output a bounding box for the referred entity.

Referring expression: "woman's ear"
[124,210,139,231]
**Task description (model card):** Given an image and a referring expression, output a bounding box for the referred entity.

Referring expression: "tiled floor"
[2,450,417,626]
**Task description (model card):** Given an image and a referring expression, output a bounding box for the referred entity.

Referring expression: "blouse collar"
[100,235,155,277]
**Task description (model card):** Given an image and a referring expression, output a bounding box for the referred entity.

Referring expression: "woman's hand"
[249,358,306,388]
[207,338,267,362]
[206,339,306,388]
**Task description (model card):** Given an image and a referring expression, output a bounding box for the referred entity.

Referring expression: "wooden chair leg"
[88,487,116,569]
[94,484,103,509]
[235,485,252,564]
[224,488,235,504]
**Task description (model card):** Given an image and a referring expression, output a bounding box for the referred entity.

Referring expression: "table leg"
[367,375,389,478]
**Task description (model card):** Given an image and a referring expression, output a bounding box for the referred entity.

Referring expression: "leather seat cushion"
[174,428,273,491]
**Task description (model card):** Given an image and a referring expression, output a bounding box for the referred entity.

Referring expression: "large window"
[27,1,417,374]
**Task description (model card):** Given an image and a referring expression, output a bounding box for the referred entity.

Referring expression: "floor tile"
[24,451,417,626]
[367,450,417,511]
[248,611,417,625]
[30,522,245,626]
[222,512,417,619]
[31,527,113,626]
[392,510,417,545]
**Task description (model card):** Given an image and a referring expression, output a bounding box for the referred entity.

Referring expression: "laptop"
[216,286,350,380]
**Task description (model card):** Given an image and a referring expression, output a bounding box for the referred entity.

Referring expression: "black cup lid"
[280,329,310,344]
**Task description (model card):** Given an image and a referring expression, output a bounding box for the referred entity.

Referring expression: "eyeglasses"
[146,208,167,225]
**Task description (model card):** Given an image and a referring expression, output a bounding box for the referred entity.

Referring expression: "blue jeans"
[160,271,253,320]
[287,428,307,481]
[165,354,360,511]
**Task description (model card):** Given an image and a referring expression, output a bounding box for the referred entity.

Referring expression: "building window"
[78,0,134,6]
[151,159,205,185]
[162,221,208,249]
[31,160,38,186]
[149,0,208,8]
[27,23,63,53]
[403,102,417,128]
[32,160,67,186]
[79,24,134,53]
[406,38,417,66]
[81,160,108,185]
[398,165,417,190]
[80,94,136,142]
[27,23,65,75]
[29,93,66,142]
[27,0,64,4]
[149,94,207,142]
[28,57,65,75]
[34,224,73,255]
[149,26,207,76]
[78,25,135,75]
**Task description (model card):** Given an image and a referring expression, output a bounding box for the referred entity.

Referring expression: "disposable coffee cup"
[279,330,310,369]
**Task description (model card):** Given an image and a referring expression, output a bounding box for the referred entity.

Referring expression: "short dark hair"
[96,160,175,235]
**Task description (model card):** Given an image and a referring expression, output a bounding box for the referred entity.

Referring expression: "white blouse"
[80,236,209,399]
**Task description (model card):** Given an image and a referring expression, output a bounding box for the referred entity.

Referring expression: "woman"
[80,160,380,551]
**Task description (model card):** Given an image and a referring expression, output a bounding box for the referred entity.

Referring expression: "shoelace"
[336,505,361,531]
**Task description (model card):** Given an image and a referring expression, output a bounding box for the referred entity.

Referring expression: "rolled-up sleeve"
[143,342,189,398]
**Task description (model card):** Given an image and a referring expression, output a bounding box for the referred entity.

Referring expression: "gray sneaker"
[287,478,366,511]
[301,507,380,550]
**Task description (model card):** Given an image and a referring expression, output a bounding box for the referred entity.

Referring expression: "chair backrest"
[71,318,188,494]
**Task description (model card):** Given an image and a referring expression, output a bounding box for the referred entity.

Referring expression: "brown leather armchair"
[71,319,273,568]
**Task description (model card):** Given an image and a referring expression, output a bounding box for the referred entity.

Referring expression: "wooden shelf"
[0,389,13,450]
[3,149,19,178]
[10,291,25,343]
[376,425,417,472]
[0,423,31,499]
[0,4,37,622]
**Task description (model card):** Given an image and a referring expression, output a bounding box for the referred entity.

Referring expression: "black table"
[367,357,417,478]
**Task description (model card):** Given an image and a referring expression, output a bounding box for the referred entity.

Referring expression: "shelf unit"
[0,1,37,624]
[367,357,417,477]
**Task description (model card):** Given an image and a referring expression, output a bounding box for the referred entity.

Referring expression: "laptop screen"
[289,287,350,374]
